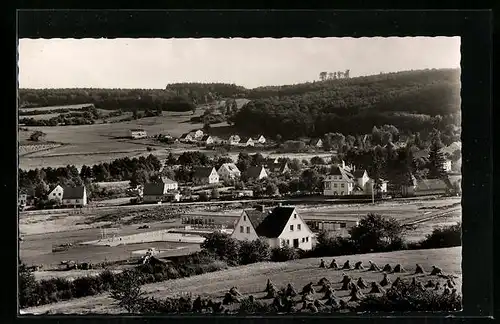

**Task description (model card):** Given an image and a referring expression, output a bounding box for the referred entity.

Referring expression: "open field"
[22,247,461,314]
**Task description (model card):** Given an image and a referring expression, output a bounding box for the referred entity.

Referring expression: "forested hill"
[233,68,461,139]
[19,68,460,139]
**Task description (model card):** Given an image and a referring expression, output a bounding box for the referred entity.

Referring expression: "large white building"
[323,164,387,196]
[217,163,241,182]
[62,186,88,207]
[231,205,314,251]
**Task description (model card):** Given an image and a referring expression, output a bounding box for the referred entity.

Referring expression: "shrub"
[419,222,461,249]
[357,280,462,312]
[19,263,40,308]
[72,276,103,298]
[201,232,240,265]
[99,269,117,290]
[238,238,271,265]
[309,231,356,257]
[110,270,145,313]
[270,246,299,262]
[238,297,276,314]
[349,213,405,253]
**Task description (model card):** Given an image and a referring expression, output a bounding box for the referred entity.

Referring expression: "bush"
[357,280,462,312]
[349,213,405,253]
[238,238,271,265]
[419,222,461,249]
[110,270,145,313]
[309,231,357,257]
[19,263,40,308]
[270,246,299,262]
[201,232,240,265]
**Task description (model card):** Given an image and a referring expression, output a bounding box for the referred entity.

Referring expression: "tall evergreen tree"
[427,138,447,179]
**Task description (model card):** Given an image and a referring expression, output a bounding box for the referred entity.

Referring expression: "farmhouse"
[323,165,387,196]
[62,186,88,207]
[47,185,64,203]
[217,163,241,182]
[189,129,204,140]
[179,133,194,142]
[245,166,268,181]
[264,161,290,175]
[193,167,219,185]
[309,138,323,148]
[200,135,214,145]
[255,135,266,144]
[160,177,179,191]
[227,135,241,145]
[239,137,255,147]
[231,205,314,251]
[130,129,147,139]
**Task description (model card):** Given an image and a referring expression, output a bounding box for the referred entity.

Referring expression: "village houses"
[193,167,219,185]
[130,129,147,139]
[323,162,388,196]
[179,133,194,143]
[61,185,88,207]
[231,205,314,251]
[189,129,204,140]
[143,178,180,203]
[217,163,241,182]
[227,135,241,145]
[245,166,268,181]
[200,135,214,145]
[255,135,266,144]
[264,161,290,175]
[48,185,64,203]
[239,137,255,147]
[310,138,323,148]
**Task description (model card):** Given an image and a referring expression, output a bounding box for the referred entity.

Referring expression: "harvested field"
[21,247,461,314]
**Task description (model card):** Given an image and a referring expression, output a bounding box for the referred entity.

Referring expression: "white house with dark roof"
[231,205,314,250]
[180,133,194,142]
[323,165,387,196]
[200,135,214,145]
[227,135,241,145]
[62,186,87,207]
[160,177,179,191]
[192,167,219,185]
[217,163,241,182]
[130,129,147,139]
[143,179,179,203]
[309,138,323,148]
[255,135,266,144]
[239,137,255,147]
[48,185,64,203]
[189,129,204,140]
[245,166,268,181]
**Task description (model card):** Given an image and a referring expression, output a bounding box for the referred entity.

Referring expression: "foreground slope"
[22,247,461,314]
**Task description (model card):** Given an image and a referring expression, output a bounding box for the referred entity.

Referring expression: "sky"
[18,37,461,89]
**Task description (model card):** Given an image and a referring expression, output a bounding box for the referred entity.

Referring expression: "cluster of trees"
[232,69,461,139]
[19,106,101,126]
[19,155,163,200]
[319,69,350,81]
[19,107,75,116]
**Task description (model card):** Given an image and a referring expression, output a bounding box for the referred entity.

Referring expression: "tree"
[310,156,325,165]
[345,69,350,78]
[319,72,328,81]
[201,232,240,265]
[29,130,46,142]
[300,168,322,192]
[349,213,405,253]
[427,138,447,179]
[238,239,271,265]
[289,158,302,172]
[34,180,49,199]
[165,153,178,165]
[202,122,211,133]
[130,169,149,188]
[211,188,220,199]
[19,262,39,308]
[265,182,279,196]
[237,152,252,172]
[110,270,145,313]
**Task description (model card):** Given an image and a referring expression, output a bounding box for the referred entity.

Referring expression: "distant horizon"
[18,67,460,91]
[18,37,461,89]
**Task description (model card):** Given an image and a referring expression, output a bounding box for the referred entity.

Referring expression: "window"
[341,191,344,195]
[294,214,297,219]
[333,183,338,188]
[306,237,309,242]
[240,226,244,233]
[325,182,331,190]
[246,226,250,234]
[286,239,290,245]
[341,183,345,188]
[58,193,61,196]
[334,192,338,195]
[302,238,305,243]
[340,223,347,228]
[243,215,246,221]
[297,224,301,231]
[290,225,294,231]
[76,199,80,203]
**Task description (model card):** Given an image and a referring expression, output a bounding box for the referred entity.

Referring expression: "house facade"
[193,167,219,185]
[443,159,452,172]
[239,137,255,147]
[161,177,179,191]
[310,139,323,148]
[62,186,87,207]
[190,130,204,140]
[48,185,64,203]
[228,135,241,145]
[200,135,214,145]
[130,129,147,139]
[19,194,27,210]
[323,165,387,196]
[180,133,194,142]
[256,135,266,144]
[217,163,241,182]
[245,166,268,180]
[231,206,314,251]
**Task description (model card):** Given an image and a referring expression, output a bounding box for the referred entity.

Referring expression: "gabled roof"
[352,169,367,178]
[193,167,216,179]
[244,209,268,230]
[143,183,166,196]
[309,138,322,145]
[201,135,212,141]
[62,186,86,199]
[253,206,297,238]
[49,184,63,193]
[219,163,240,173]
[328,165,355,182]
[180,133,192,139]
[161,177,177,185]
[265,162,288,173]
[239,136,253,143]
[246,166,266,179]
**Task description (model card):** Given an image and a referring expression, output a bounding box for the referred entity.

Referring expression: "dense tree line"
[19,106,101,126]
[233,69,461,139]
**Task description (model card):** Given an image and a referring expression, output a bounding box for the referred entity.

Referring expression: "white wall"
[323,179,352,196]
[277,210,313,251]
[231,212,260,241]
[48,186,64,202]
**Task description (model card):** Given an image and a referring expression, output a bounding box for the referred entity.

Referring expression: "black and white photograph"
[18,35,463,315]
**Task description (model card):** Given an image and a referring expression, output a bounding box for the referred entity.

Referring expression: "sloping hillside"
[22,247,461,314]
